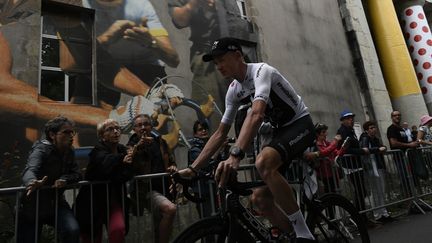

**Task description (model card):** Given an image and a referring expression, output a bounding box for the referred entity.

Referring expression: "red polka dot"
[428,76,432,84]
[422,86,428,94]
[419,13,425,19]
[423,26,430,33]
[418,48,427,55]
[410,22,418,29]
[409,46,415,53]
[414,35,422,42]
[428,39,432,46]
[418,72,424,80]
[405,32,411,39]
[414,59,419,66]
[423,62,431,69]
[406,9,414,16]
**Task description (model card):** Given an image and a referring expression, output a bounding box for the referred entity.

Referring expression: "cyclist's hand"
[215,156,240,188]
[178,168,195,178]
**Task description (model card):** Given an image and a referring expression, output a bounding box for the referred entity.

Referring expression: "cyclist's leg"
[251,186,292,232]
[256,148,314,240]
[256,115,316,241]
[151,191,177,243]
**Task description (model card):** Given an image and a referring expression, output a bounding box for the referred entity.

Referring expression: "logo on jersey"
[276,82,298,106]
[256,64,265,78]
[212,41,219,50]
[237,90,246,98]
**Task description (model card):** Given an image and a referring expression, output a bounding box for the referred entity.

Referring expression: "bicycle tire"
[173,217,228,243]
[307,193,370,243]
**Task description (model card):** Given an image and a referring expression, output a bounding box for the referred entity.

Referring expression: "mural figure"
[168,0,249,130]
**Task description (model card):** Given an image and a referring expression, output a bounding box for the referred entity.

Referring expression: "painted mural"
[0,0,254,189]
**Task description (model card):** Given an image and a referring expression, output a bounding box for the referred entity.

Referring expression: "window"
[236,0,248,20]
[40,1,94,104]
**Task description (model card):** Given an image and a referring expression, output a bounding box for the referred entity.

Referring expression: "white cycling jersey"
[222,63,309,127]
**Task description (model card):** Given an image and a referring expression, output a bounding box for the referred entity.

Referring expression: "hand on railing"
[52,179,66,189]
[26,176,48,196]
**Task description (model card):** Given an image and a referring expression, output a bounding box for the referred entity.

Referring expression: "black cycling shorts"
[265,115,315,163]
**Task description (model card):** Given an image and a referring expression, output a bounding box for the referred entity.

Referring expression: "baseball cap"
[340,109,355,121]
[202,37,243,62]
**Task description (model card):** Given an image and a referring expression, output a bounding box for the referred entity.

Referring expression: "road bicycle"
[171,161,370,243]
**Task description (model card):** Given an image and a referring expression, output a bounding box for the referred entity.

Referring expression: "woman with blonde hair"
[75,119,134,243]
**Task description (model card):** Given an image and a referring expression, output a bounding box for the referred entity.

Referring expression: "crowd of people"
[307,109,432,228]
[17,115,178,243]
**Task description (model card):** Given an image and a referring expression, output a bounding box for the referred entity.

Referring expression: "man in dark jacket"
[127,114,177,243]
[360,121,393,223]
[336,110,369,212]
[18,116,81,243]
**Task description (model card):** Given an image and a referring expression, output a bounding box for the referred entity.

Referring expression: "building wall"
[0,0,385,186]
[248,0,366,135]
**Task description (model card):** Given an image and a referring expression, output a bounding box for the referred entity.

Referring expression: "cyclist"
[178,37,316,242]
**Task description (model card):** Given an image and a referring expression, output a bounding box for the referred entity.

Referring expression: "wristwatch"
[229,146,245,160]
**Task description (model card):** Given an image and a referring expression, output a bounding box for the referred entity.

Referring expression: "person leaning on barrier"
[386,111,419,196]
[17,116,81,243]
[359,121,394,223]
[387,111,419,151]
[75,119,135,243]
[313,123,346,194]
[417,115,432,146]
[127,114,177,243]
[336,110,370,212]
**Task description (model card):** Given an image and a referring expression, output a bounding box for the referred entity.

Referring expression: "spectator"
[18,116,81,243]
[402,122,413,142]
[360,121,394,223]
[128,114,177,243]
[417,115,432,146]
[75,119,135,243]
[314,123,345,194]
[386,111,418,197]
[387,111,419,150]
[336,110,369,212]
[411,125,419,142]
[188,120,214,217]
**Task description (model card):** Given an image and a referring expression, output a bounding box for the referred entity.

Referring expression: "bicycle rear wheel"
[307,193,370,243]
[173,217,228,243]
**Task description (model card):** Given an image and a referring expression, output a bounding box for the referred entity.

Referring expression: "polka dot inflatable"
[402,5,432,102]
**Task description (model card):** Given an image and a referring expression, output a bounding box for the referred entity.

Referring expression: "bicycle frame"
[214,185,279,242]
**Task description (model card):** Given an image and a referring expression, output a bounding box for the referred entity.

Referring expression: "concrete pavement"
[369,212,432,243]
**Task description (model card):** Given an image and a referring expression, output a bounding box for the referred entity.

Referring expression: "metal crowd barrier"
[3,147,432,242]
[322,148,432,217]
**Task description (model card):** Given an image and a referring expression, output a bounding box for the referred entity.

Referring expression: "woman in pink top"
[314,123,346,193]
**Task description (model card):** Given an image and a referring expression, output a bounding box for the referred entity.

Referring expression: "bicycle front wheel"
[173,217,228,243]
[307,193,370,243]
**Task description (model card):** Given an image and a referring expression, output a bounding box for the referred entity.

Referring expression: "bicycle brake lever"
[171,172,205,203]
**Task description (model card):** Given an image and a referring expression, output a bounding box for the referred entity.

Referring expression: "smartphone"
[341,137,351,148]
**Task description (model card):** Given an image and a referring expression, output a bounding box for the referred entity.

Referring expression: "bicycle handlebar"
[171,172,266,203]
